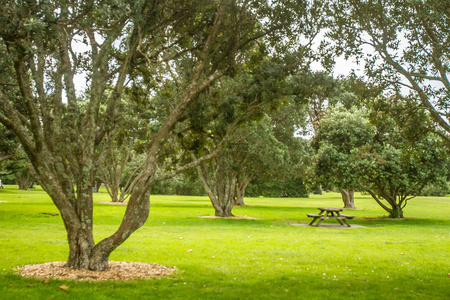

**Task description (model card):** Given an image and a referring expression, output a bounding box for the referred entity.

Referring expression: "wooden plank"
[307,214,322,218]
[317,207,342,212]
[340,214,354,219]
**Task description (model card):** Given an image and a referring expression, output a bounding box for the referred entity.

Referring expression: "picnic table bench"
[307,207,354,227]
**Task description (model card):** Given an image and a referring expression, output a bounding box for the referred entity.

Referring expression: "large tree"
[311,105,376,208]
[0,0,298,271]
[313,100,449,217]
[190,59,295,217]
[196,114,291,216]
[328,0,450,143]
[359,96,449,218]
[190,55,316,216]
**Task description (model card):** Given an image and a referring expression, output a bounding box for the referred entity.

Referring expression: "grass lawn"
[0,185,449,299]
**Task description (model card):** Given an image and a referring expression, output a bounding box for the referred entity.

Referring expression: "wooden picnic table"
[307,207,354,227]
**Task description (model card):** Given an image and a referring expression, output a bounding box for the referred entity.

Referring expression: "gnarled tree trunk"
[366,189,407,218]
[340,189,356,209]
[234,174,252,206]
[196,158,237,217]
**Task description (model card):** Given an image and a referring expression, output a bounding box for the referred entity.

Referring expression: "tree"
[313,99,449,217]
[0,125,32,186]
[358,96,450,218]
[196,115,291,216]
[189,60,293,217]
[233,116,292,206]
[0,0,298,270]
[303,73,380,207]
[98,98,148,203]
[311,105,376,208]
[356,129,448,218]
[189,51,315,216]
[328,0,450,144]
[14,165,35,190]
[248,94,311,198]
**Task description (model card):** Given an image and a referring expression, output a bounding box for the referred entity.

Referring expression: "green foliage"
[420,182,450,197]
[327,0,450,143]
[311,105,376,191]
[0,0,321,267]
[152,170,205,196]
[246,176,309,198]
[356,131,449,200]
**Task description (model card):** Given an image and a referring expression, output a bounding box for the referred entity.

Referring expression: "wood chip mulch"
[14,261,177,281]
[198,215,259,220]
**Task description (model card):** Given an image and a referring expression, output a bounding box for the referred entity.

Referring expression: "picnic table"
[307,207,354,227]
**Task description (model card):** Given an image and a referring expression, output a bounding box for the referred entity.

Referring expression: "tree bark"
[234,189,245,206]
[340,189,356,209]
[214,172,236,217]
[234,174,252,206]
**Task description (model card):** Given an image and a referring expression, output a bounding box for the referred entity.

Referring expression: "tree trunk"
[340,189,356,209]
[16,175,34,190]
[366,189,405,218]
[214,174,236,217]
[234,191,245,206]
[234,183,246,206]
[66,228,96,269]
[63,181,152,271]
[15,167,35,190]
[234,174,252,206]
[110,187,120,202]
[389,205,404,218]
[196,159,236,217]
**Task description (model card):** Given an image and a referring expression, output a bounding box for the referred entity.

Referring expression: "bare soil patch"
[98,201,128,205]
[15,261,176,281]
[198,215,259,220]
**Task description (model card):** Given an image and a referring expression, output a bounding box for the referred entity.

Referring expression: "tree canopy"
[0,0,319,270]
[328,0,450,142]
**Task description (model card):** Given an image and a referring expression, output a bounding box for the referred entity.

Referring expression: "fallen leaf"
[44,280,50,284]
[59,285,69,290]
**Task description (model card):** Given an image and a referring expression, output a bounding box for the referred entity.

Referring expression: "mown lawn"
[0,185,449,299]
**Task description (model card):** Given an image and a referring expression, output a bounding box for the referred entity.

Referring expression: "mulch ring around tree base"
[14,261,177,281]
[198,215,259,220]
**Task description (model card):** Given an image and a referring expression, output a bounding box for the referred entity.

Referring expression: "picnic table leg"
[314,218,324,227]
[341,218,351,227]
[336,218,345,226]
[309,217,318,226]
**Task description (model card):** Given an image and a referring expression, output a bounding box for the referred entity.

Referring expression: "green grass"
[0,185,449,299]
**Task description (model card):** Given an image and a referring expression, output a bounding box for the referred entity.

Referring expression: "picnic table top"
[317,207,343,212]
